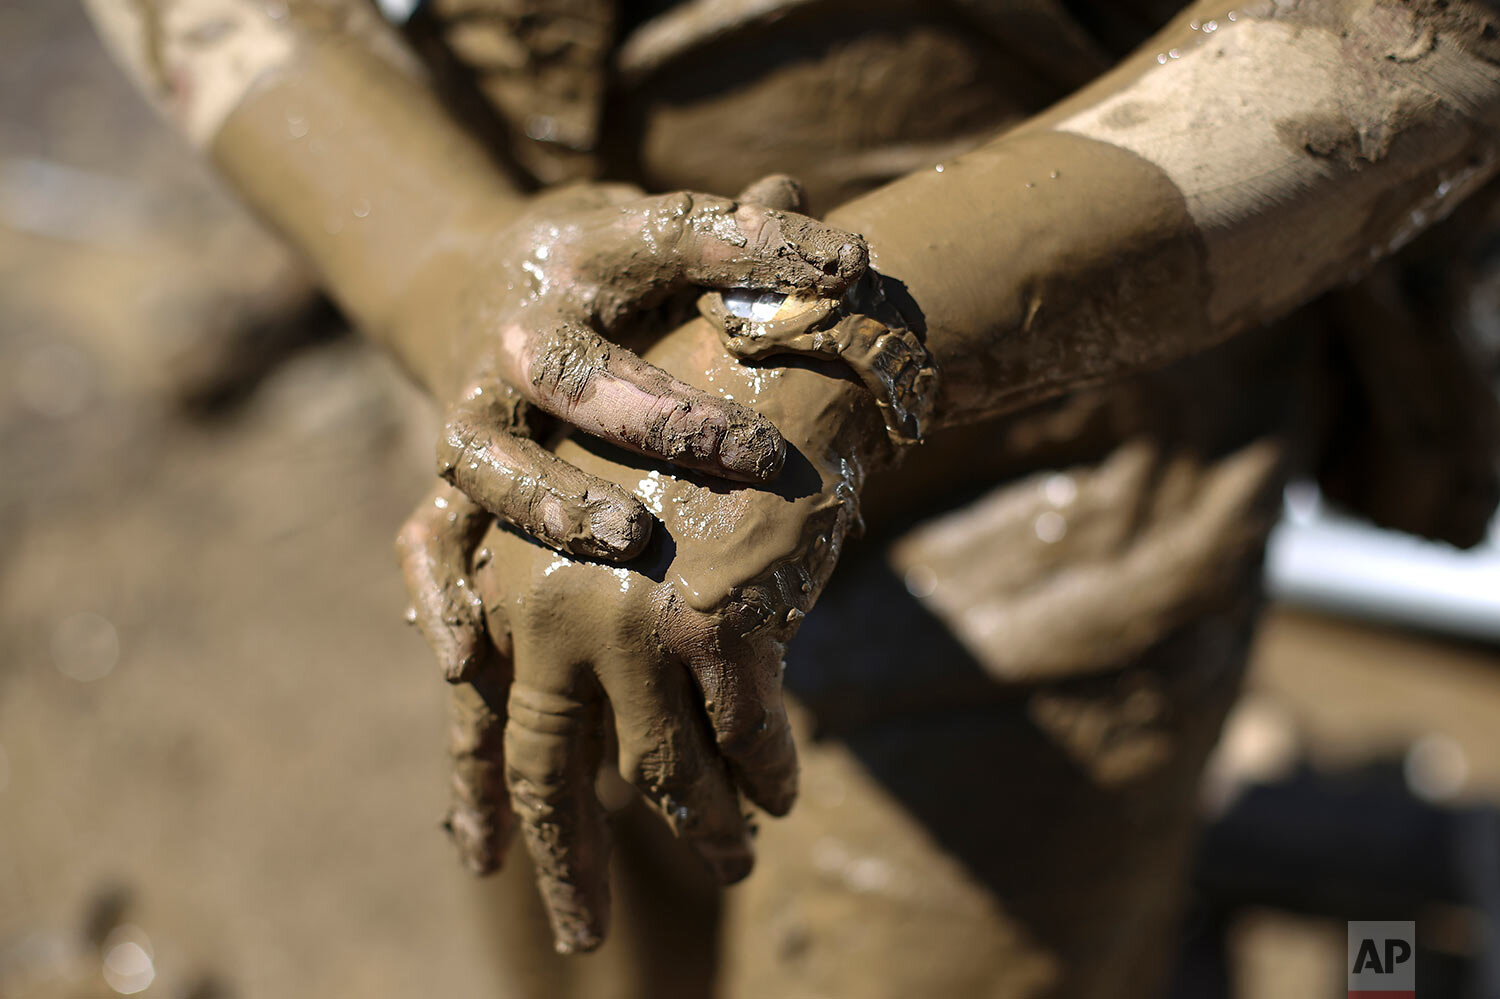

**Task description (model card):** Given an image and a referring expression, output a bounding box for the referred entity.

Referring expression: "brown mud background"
[3,3,1500,996]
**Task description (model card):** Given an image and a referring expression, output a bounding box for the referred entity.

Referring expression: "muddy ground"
[3,3,1500,997]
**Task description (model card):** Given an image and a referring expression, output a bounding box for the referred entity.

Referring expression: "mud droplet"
[1406,734,1468,802]
[1033,511,1067,544]
[903,564,938,599]
[101,925,155,995]
[1043,473,1077,507]
[525,115,557,141]
[934,163,944,173]
[403,606,418,625]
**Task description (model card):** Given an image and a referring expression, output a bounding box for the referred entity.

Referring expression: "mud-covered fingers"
[736,173,806,213]
[497,316,787,482]
[505,678,612,954]
[437,407,652,561]
[673,612,799,817]
[396,481,498,683]
[592,647,754,884]
[624,191,868,298]
[444,673,515,874]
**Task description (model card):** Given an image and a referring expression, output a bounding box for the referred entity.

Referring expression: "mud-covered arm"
[82,0,523,386]
[827,0,1500,425]
[85,2,870,561]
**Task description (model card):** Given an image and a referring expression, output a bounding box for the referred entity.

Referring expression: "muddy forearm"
[829,0,1500,425]
[83,0,524,389]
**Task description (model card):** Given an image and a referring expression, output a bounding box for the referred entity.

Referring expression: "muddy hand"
[407,496,822,948]
[402,502,807,942]
[450,293,886,953]
[401,176,853,684]
[400,179,885,952]
[467,525,835,954]
[427,178,867,562]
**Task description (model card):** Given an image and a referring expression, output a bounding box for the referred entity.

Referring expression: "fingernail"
[578,493,652,560]
[836,240,868,281]
[719,416,786,482]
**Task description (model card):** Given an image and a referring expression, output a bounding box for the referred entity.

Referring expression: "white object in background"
[1264,482,1500,643]
[375,0,422,23]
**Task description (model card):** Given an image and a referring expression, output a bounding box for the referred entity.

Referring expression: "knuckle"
[714,703,778,758]
[621,192,694,263]
[508,686,588,737]
[394,515,435,562]
[644,393,725,461]
[625,740,700,800]
[504,763,567,813]
[525,324,608,412]
[436,419,480,481]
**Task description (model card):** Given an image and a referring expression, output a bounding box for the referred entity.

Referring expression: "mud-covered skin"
[824,0,1500,425]
[396,481,501,683]
[444,671,518,875]
[396,176,910,948]
[86,0,870,560]
[610,0,1500,425]
[85,0,1500,968]
[702,268,939,444]
[436,0,1500,956]
[449,310,890,953]
[396,174,869,640]
[389,179,865,557]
